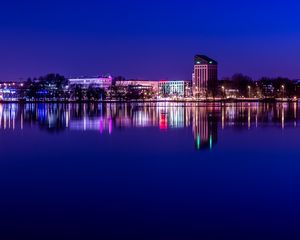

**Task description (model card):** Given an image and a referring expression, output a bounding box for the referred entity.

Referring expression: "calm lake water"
[1,102,300,239]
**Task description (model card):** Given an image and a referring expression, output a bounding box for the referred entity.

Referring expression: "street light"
[248,86,251,98]
[221,86,225,99]
[281,85,285,100]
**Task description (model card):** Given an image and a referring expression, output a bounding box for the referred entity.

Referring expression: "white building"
[115,80,159,92]
[159,80,191,97]
[68,76,113,90]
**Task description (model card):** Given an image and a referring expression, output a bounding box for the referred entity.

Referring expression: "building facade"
[115,80,159,92]
[68,76,113,90]
[192,55,218,97]
[0,82,23,101]
[158,80,192,97]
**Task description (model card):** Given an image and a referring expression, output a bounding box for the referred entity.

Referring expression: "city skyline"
[2,1,300,239]
[2,51,300,82]
[1,1,300,81]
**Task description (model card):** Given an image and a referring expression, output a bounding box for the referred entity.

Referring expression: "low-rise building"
[0,82,23,100]
[158,80,192,97]
[260,83,275,97]
[68,75,113,90]
[115,80,159,92]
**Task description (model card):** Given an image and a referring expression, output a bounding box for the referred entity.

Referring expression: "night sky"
[1,0,300,81]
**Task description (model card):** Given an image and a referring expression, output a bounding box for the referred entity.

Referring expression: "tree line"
[218,74,299,98]
[20,74,106,101]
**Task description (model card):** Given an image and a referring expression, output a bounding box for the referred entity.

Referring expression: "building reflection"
[192,106,218,150]
[0,102,298,151]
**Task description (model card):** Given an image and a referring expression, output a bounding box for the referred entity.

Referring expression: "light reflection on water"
[1,102,300,239]
[0,102,298,151]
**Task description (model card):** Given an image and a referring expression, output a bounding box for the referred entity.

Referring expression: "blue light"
[197,135,200,149]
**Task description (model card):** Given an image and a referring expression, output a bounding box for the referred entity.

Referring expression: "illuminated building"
[260,83,275,97]
[158,80,192,97]
[0,82,20,100]
[192,55,218,97]
[68,75,113,90]
[115,80,159,92]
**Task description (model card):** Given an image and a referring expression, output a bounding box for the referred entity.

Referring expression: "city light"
[0,55,298,102]
[197,135,201,149]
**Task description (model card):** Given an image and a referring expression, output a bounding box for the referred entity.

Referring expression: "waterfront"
[1,102,300,239]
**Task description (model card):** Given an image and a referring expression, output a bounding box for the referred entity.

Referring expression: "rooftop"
[194,55,218,65]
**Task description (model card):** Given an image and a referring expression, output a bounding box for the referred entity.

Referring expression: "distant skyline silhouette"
[1,0,300,81]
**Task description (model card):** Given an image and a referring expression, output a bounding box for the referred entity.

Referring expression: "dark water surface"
[0,102,300,239]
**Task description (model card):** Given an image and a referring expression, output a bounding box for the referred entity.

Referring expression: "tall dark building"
[192,55,218,97]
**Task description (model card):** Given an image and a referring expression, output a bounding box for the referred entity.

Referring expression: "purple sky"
[1,0,300,81]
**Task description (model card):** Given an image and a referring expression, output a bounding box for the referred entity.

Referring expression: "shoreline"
[0,98,298,104]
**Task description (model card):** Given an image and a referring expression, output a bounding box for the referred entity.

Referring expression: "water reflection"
[0,102,298,150]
